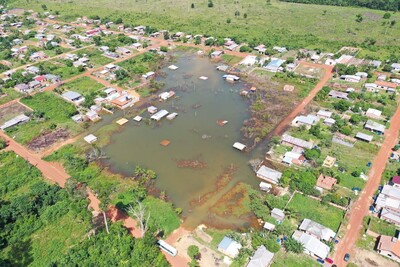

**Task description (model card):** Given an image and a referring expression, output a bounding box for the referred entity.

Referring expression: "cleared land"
[286,193,345,231]
[59,76,105,95]
[10,0,400,54]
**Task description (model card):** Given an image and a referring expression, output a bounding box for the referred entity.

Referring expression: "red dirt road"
[271,61,334,136]
[333,104,400,266]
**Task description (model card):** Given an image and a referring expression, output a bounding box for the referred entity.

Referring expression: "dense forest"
[280,0,400,11]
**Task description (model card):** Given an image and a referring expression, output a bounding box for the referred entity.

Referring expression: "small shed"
[263,222,276,231]
[355,132,373,143]
[271,208,285,222]
[116,118,129,125]
[133,115,142,122]
[233,142,246,151]
[84,134,97,144]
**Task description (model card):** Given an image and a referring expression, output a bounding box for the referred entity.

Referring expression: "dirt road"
[271,61,334,136]
[333,104,400,266]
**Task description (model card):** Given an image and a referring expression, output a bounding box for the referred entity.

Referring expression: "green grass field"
[76,47,114,67]
[272,251,319,267]
[59,76,105,95]
[287,193,345,231]
[9,0,400,55]
[6,91,81,144]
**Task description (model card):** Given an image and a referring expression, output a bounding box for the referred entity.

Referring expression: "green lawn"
[368,216,399,236]
[271,251,319,267]
[6,91,81,144]
[287,193,345,231]
[34,61,84,79]
[59,76,105,95]
[0,88,22,106]
[10,0,400,55]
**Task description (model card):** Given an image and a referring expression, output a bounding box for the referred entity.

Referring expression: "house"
[282,151,304,166]
[111,92,140,109]
[355,72,368,78]
[316,174,337,191]
[218,236,242,258]
[104,63,119,71]
[264,59,285,73]
[272,46,287,53]
[71,114,84,123]
[247,245,274,267]
[147,106,158,114]
[271,208,285,222]
[84,134,97,144]
[323,118,336,127]
[391,63,400,72]
[34,75,47,85]
[240,55,258,66]
[26,66,40,74]
[281,134,313,150]
[354,131,373,143]
[380,208,400,226]
[86,110,100,122]
[292,231,330,259]
[104,88,117,97]
[364,120,385,134]
[116,47,131,55]
[259,182,272,192]
[142,71,155,80]
[151,110,169,121]
[375,80,398,93]
[329,90,349,100]
[254,44,266,54]
[340,75,361,83]
[233,142,246,151]
[210,50,223,58]
[256,166,282,185]
[45,74,60,84]
[28,80,41,89]
[14,83,29,92]
[263,222,276,232]
[317,110,332,119]
[291,114,319,128]
[299,218,336,241]
[159,91,175,101]
[370,60,382,68]
[62,91,85,105]
[365,83,378,92]
[391,176,400,188]
[377,233,400,263]
[0,114,30,130]
[322,156,336,168]
[366,108,382,120]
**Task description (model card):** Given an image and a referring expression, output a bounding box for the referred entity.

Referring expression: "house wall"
[379,250,400,263]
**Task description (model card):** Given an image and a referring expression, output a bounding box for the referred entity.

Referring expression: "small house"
[340,75,361,83]
[355,132,373,143]
[375,80,398,92]
[366,108,382,120]
[233,142,246,151]
[317,110,332,119]
[271,208,285,222]
[62,91,85,105]
[323,117,336,127]
[256,166,282,185]
[377,233,400,263]
[329,90,349,100]
[14,83,29,92]
[391,176,400,188]
[84,134,97,144]
[142,71,155,80]
[0,114,30,130]
[281,134,313,150]
[364,120,385,134]
[322,156,336,168]
[148,106,158,114]
[151,110,169,121]
[299,218,336,241]
[292,231,330,259]
[264,59,285,73]
[210,50,224,58]
[291,115,319,129]
[391,63,400,72]
[218,236,242,258]
[247,246,274,267]
[159,91,175,101]
[71,114,84,123]
[316,174,337,191]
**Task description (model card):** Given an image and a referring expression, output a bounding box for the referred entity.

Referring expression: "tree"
[160,46,168,52]
[226,18,231,24]
[284,237,304,253]
[187,245,200,260]
[128,201,150,237]
[208,0,214,8]
[333,100,351,112]
[356,14,363,23]
[191,3,195,8]
[244,13,247,19]
[383,13,391,19]
[304,148,321,160]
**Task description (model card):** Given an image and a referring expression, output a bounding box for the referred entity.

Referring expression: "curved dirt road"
[333,104,400,266]
[271,61,333,136]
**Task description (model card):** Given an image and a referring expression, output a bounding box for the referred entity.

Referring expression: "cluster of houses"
[373,177,400,263]
[7,66,61,93]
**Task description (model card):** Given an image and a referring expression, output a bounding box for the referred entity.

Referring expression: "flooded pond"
[102,53,264,229]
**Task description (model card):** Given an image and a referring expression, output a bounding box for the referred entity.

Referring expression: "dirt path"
[164,227,191,267]
[333,104,400,266]
[271,61,333,136]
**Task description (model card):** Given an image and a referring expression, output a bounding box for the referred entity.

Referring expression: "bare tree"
[128,201,150,237]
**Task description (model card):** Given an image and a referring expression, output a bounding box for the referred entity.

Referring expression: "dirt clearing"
[0,102,30,125]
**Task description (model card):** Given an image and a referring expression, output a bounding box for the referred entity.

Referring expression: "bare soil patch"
[27,128,70,151]
[0,102,30,125]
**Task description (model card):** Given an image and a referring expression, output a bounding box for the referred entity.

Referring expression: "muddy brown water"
[100,53,269,229]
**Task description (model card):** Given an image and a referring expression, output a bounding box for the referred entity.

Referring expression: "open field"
[59,76,105,95]
[287,193,345,231]
[0,88,21,106]
[76,47,114,67]
[10,0,400,54]
[5,92,81,145]
[272,251,319,267]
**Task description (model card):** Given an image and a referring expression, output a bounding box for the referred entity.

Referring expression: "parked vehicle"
[325,258,334,264]
[344,253,350,262]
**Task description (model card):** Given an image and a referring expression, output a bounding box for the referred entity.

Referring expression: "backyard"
[286,193,345,231]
